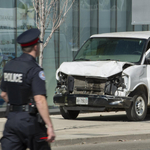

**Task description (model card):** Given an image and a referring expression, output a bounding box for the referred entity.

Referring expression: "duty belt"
[9,105,29,112]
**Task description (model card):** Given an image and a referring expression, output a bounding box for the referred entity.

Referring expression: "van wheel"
[126,92,147,121]
[60,106,80,119]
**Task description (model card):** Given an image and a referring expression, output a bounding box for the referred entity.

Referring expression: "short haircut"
[21,44,36,53]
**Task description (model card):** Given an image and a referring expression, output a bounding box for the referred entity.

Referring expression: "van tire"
[126,92,147,121]
[60,106,80,119]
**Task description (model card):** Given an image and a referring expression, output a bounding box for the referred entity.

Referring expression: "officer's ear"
[33,43,40,57]
[33,44,38,52]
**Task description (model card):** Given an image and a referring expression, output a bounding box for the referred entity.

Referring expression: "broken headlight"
[55,72,68,94]
[105,76,126,95]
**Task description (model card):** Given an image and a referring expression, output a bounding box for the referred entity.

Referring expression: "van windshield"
[74,38,146,63]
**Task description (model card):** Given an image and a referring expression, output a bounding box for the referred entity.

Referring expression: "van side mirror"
[145,57,150,64]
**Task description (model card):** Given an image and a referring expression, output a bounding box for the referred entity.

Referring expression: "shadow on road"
[75,112,150,122]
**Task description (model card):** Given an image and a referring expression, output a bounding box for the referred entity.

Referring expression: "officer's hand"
[46,126,55,143]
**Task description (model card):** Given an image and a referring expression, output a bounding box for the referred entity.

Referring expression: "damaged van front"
[53,32,150,121]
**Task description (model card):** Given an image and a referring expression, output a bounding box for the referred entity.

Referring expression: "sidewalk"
[50,112,150,147]
[0,111,150,147]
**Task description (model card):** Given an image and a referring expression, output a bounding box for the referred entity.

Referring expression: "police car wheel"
[60,106,80,119]
[126,92,147,121]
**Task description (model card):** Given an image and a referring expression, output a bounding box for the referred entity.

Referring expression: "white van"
[53,31,150,121]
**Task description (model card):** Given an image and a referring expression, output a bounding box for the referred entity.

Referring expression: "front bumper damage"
[53,94,132,111]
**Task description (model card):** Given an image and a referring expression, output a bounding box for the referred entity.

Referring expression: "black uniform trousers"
[0,112,51,150]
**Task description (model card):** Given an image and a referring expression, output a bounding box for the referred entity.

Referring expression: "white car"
[53,31,150,121]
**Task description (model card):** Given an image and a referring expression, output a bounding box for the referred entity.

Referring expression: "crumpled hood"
[56,61,133,80]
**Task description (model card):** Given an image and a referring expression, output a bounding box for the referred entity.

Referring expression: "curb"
[0,108,6,118]
[51,133,150,147]
[49,108,60,115]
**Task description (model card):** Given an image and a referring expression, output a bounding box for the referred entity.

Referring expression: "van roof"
[91,31,150,39]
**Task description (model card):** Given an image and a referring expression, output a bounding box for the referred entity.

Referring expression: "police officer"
[0,28,55,150]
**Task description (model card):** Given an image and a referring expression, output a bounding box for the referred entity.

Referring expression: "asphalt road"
[52,139,150,150]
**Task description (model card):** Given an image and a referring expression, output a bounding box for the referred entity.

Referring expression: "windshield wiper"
[99,59,120,61]
[74,58,90,61]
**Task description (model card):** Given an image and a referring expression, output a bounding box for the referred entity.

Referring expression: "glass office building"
[0,0,149,106]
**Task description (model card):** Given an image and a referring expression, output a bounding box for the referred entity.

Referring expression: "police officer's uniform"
[0,28,51,150]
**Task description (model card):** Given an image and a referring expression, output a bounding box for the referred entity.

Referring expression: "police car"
[53,31,150,121]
